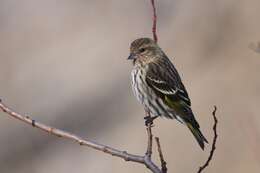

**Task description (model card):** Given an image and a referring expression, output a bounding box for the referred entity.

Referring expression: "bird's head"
[128,38,162,66]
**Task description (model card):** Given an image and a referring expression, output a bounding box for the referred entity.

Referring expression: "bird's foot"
[144,115,159,126]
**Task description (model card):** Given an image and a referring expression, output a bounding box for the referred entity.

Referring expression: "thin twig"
[145,110,153,158]
[0,100,161,173]
[150,0,158,43]
[197,106,218,173]
[155,137,167,173]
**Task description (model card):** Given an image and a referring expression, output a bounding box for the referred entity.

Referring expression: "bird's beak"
[127,53,136,60]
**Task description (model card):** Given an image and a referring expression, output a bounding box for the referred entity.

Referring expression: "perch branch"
[0,99,161,173]
[197,106,218,173]
[145,110,153,158]
[143,109,161,172]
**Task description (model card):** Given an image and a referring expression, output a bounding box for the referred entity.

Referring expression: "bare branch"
[0,99,219,173]
[0,99,162,173]
[155,137,167,173]
[150,0,158,43]
[197,106,218,173]
[143,110,162,172]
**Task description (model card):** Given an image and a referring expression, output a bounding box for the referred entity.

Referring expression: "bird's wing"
[146,60,191,106]
[146,58,203,130]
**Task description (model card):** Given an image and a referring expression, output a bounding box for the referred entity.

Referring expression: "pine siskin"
[128,38,208,150]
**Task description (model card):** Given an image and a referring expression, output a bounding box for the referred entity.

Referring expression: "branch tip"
[197,106,218,173]
[150,0,158,43]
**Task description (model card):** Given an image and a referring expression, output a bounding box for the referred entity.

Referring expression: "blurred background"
[0,0,260,172]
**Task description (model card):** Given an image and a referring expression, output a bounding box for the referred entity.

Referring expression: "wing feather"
[146,60,191,106]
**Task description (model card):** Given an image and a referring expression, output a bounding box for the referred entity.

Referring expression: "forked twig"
[0,100,160,173]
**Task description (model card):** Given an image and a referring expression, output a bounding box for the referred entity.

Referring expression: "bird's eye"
[139,48,146,53]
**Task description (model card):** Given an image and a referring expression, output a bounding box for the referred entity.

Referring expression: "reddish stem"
[150,0,158,43]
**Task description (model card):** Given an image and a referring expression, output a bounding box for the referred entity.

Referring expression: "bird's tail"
[186,121,208,150]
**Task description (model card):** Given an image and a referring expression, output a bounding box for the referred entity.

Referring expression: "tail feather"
[186,122,208,150]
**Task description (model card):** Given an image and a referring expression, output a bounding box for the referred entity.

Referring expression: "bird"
[128,37,208,150]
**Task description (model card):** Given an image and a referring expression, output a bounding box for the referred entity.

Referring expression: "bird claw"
[144,116,158,126]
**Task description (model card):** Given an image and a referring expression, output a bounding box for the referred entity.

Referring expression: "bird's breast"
[131,67,176,119]
[131,68,148,104]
